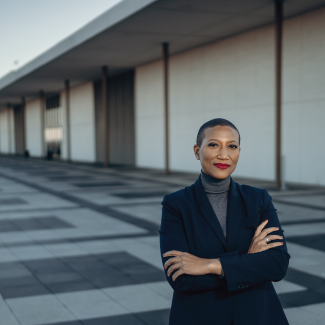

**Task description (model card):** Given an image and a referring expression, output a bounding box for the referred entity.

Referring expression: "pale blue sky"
[0,0,122,78]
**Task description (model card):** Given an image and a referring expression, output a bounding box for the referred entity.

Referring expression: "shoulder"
[236,182,272,211]
[161,184,195,210]
[238,183,267,197]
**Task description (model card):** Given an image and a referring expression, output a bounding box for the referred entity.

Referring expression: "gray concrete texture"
[0,156,324,325]
[3,0,325,107]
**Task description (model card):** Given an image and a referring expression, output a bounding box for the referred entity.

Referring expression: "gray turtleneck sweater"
[200,171,231,238]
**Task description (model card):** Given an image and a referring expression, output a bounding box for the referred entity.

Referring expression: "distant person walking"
[160,118,290,325]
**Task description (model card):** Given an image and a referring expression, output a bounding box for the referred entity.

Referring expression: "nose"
[218,146,228,160]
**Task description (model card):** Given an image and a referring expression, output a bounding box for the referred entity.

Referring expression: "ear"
[193,144,200,157]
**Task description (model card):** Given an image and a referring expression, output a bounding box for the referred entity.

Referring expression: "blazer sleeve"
[159,194,238,294]
[219,189,291,292]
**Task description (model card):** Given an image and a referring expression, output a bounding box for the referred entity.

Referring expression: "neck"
[200,170,231,194]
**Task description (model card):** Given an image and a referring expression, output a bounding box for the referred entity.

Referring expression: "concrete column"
[39,91,46,158]
[163,42,170,174]
[65,80,71,161]
[7,103,12,154]
[275,0,283,188]
[102,66,109,167]
[21,97,26,156]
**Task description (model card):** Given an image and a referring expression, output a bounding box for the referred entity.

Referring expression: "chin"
[215,173,230,179]
[209,169,231,179]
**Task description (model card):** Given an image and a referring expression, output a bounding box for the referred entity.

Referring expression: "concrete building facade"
[0,107,15,154]
[1,0,325,186]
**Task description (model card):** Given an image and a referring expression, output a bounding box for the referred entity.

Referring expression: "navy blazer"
[159,177,290,325]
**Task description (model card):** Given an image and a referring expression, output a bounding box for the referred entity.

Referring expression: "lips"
[214,163,230,169]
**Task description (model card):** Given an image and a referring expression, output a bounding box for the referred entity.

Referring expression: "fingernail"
[281,236,283,239]
[281,242,283,244]
[162,254,165,256]
[276,227,279,230]
[265,219,268,222]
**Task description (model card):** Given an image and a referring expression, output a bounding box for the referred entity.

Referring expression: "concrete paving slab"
[1,157,325,325]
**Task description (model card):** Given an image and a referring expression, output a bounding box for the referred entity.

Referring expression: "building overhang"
[1,0,325,108]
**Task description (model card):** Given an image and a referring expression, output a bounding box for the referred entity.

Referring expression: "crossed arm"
[160,194,290,293]
[163,219,282,280]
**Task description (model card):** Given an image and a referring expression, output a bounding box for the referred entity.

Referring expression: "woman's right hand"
[247,219,283,254]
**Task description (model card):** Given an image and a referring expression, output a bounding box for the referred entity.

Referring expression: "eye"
[229,145,238,149]
[208,143,218,148]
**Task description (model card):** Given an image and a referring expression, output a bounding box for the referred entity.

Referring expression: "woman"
[159,118,290,325]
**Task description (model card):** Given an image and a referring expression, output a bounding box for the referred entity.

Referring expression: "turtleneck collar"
[200,170,231,194]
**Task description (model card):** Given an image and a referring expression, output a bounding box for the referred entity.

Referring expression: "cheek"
[203,156,214,168]
[231,153,240,165]
[201,158,210,169]
[201,151,214,162]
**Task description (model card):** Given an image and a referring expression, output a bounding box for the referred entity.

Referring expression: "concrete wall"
[70,82,96,162]
[135,60,165,169]
[1,6,323,185]
[25,99,43,157]
[60,90,68,160]
[168,25,275,180]
[0,108,15,153]
[282,8,325,186]
[135,25,275,180]
[135,7,325,185]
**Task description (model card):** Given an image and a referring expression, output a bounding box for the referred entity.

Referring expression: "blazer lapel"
[226,179,246,252]
[194,177,227,249]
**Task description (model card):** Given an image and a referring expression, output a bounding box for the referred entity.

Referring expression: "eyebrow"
[208,139,239,145]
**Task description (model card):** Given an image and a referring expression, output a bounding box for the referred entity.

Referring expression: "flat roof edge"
[0,0,157,93]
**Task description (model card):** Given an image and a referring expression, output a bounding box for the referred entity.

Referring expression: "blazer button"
[241,283,245,289]
[236,284,241,289]
[245,282,249,288]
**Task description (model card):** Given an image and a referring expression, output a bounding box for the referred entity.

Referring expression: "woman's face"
[193,125,241,179]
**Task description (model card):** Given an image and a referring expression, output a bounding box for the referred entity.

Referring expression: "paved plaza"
[0,156,324,325]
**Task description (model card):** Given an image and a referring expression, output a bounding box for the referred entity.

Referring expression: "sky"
[0,0,123,79]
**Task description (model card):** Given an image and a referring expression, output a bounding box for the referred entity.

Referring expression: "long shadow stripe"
[286,234,325,253]
[278,267,325,308]
[0,172,160,235]
[45,309,171,325]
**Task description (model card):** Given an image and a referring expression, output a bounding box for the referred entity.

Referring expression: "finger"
[164,257,180,269]
[257,227,279,239]
[163,250,183,257]
[254,219,268,238]
[265,235,283,242]
[172,269,184,281]
[261,242,283,251]
[167,263,181,277]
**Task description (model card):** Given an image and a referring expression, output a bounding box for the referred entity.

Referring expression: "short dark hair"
[196,118,240,147]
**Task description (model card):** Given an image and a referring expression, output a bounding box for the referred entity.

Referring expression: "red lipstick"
[214,163,230,169]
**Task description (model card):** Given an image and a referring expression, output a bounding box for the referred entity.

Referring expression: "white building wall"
[0,110,10,153]
[9,108,15,153]
[0,113,7,153]
[25,99,43,157]
[282,8,325,186]
[8,108,15,153]
[135,60,165,169]
[60,90,68,160]
[70,82,96,162]
[135,7,325,185]
[0,108,15,154]
[135,26,275,180]
[168,25,275,180]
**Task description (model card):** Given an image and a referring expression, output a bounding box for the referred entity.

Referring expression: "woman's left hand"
[163,250,222,281]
